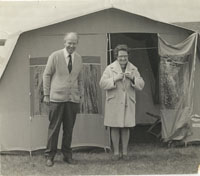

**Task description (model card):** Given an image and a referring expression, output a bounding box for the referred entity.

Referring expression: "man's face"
[64,34,78,54]
[117,50,129,67]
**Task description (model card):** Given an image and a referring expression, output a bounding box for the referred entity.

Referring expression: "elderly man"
[43,32,82,166]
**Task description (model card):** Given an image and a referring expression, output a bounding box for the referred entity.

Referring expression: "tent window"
[29,56,102,117]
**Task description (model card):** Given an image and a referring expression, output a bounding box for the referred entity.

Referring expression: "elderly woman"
[99,44,145,160]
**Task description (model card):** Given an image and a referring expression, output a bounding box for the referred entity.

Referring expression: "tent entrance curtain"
[158,33,198,142]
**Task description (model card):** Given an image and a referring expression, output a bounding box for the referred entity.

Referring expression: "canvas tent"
[1,6,200,152]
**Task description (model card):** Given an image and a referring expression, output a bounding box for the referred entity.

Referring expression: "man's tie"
[68,54,72,73]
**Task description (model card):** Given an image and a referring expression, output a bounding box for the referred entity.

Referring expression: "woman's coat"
[99,61,145,127]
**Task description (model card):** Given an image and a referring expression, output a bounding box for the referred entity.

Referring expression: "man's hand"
[114,73,124,82]
[43,95,50,105]
[125,72,135,81]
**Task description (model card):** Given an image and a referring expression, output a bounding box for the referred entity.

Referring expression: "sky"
[1,0,200,38]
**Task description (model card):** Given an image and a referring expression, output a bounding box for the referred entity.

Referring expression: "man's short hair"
[64,32,79,42]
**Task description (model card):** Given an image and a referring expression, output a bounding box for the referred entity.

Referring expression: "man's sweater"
[43,49,83,103]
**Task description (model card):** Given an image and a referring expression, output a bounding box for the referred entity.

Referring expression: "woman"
[99,44,145,160]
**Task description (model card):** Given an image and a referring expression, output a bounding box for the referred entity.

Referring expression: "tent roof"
[1,0,200,35]
[0,0,199,79]
[173,22,200,33]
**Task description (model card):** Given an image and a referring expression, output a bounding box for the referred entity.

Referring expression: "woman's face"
[117,50,129,68]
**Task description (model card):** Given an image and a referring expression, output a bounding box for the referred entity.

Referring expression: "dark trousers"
[45,102,79,159]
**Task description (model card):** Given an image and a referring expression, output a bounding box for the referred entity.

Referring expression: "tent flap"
[158,33,198,141]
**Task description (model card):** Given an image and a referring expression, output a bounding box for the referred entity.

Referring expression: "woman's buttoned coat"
[99,61,145,127]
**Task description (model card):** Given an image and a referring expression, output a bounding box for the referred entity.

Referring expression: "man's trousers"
[45,102,79,159]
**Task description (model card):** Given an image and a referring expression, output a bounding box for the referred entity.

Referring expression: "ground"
[1,142,200,175]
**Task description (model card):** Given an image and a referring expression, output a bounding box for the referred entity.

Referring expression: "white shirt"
[63,48,74,66]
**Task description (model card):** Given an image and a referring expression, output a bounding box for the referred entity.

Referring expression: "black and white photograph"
[1,0,200,175]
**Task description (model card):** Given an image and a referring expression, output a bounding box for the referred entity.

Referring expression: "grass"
[1,142,200,175]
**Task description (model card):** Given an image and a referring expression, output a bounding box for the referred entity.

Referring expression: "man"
[43,32,82,167]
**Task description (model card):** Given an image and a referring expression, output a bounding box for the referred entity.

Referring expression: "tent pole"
[108,33,112,64]
[29,115,33,158]
[29,150,32,157]
[29,54,33,157]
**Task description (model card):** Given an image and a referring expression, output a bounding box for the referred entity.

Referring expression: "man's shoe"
[63,157,77,164]
[46,158,54,167]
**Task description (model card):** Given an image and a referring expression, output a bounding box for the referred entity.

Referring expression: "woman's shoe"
[122,155,130,161]
[46,158,54,167]
[111,154,120,161]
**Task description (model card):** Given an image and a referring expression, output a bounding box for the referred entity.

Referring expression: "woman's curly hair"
[113,44,129,59]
